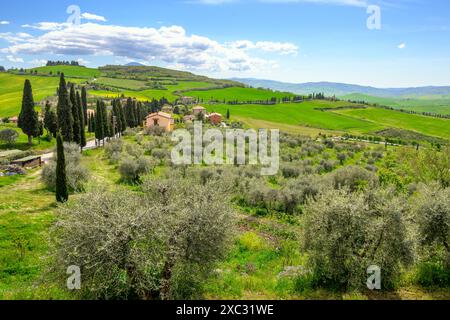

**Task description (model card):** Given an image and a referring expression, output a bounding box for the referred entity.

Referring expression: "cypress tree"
[95,100,104,145]
[57,73,73,142]
[119,101,127,133]
[18,79,39,145]
[44,101,58,138]
[81,86,88,125]
[226,109,230,120]
[102,101,109,139]
[125,98,136,128]
[70,85,81,144]
[112,100,122,136]
[55,134,69,203]
[77,91,87,149]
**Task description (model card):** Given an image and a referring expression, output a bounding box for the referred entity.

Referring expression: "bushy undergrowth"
[41,142,89,192]
[51,177,235,300]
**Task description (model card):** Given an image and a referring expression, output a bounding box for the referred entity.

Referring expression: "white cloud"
[0,21,10,25]
[231,40,298,55]
[22,22,70,31]
[6,55,24,63]
[28,59,47,66]
[0,32,33,44]
[81,13,107,22]
[398,43,406,49]
[4,22,296,73]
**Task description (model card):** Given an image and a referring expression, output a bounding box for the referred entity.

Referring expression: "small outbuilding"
[8,116,18,124]
[192,106,206,116]
[11,155,42,168]
[209,113,222,125]
[144,112,175,132]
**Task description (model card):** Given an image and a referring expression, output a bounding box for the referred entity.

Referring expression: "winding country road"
[41,139,98,163]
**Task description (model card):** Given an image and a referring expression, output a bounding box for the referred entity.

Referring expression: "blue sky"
[0,0,449,87]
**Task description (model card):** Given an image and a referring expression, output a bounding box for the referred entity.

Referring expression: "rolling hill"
[232,78,450,98]
[232,78,450,115]
[0,65,448,143]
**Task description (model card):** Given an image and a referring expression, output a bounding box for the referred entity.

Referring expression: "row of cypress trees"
[56,73,88,150]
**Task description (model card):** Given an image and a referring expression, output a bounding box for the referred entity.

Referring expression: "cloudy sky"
[0,0,449,87]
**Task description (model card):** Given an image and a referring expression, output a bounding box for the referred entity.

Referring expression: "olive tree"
[51,177,235,300]
[42,142,89,191]
[0,129,19,145]
[302,188,414,290]
[415,183,450,267]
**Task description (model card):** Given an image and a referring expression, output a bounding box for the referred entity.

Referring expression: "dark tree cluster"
[55,74,86,149]
[46,60,80,67]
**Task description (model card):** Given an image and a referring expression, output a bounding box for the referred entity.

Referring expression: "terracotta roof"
[210,113,222,117]
[145,112,173,119]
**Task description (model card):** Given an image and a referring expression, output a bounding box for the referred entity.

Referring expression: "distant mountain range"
[124,62,147,67]
[230,78,450,98]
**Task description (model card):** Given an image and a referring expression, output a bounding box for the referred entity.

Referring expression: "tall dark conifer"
[57,73,73,142]
[18,79,39,145]
[77,91,87,149]
[95,100,104,145]
[119,102,127,133]
[70,85,81,144]
[81,86,88,125]
[55,134,69,203]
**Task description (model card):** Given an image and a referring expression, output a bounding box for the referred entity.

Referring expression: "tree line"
[46,60,81,67]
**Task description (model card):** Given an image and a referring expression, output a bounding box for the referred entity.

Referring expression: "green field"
[93,77,148,90]
[333,107,450,140]
[185,87,295,102]
[89,88,177,101]
[0,73,84,118]
[205,101,449,140]
[342,93,450,115]
[32,65,100,78]
[206,101,383,134]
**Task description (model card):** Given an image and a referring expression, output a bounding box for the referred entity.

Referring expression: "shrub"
[320,159,336,173]
[151,148,170,163]
[337,153,347,165]
[332,166,378,192]
[41,142,89,192]
[104,139,123,159]
[119,155,155,183]
[0,129,19,145]
[51,178,235,300]
[125,143,144,158]
[281,164,300,178]
[144,125,166,136]
[414,183,450,269]
[303,188,414,290]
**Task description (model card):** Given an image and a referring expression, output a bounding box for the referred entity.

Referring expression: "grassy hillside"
[342,93,450,115]
[206,101,383,134]
[89,88,177,101]
[31,65,100,78]
[186,87,296,102]
[206,100,449,140]
[0,73,84,118]
[333,107,450,139]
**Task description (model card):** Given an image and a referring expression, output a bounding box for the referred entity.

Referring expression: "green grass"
[185,87,295,102]
[206,101,384,135]
[0,124,55,152]
[166,81,218,92]
[342,93,450,115]
[90,88,177,101]
[0,73,84,118]
[31,65,100,78]
[93,77,149,90]
[333,107,450,140]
